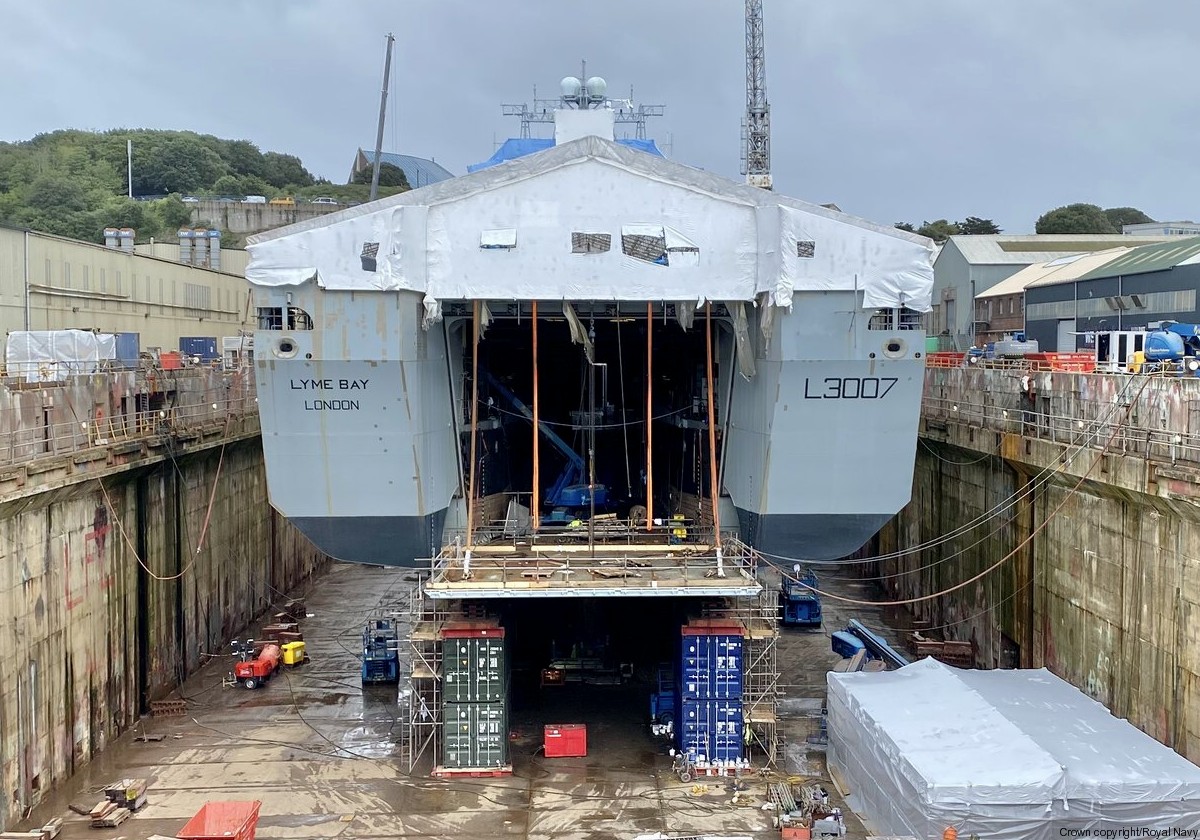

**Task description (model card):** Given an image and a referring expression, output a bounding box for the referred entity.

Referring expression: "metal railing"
[0,371,258,470]
[428,530,758,588]
[922,390,1200,465]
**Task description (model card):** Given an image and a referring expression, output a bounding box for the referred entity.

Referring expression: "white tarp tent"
[828,658,1200,839]
[5,330,117,383]
[246,136,934,320]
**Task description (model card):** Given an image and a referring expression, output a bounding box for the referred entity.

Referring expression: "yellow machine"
[281,640,307,666]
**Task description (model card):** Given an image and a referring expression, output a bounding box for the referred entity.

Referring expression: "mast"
[743,0,772,190]
[369,33,395,203]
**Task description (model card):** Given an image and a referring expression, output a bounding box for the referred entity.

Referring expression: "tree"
[916,219,961,244]
[894,222,916,233]
[262,152,315,188]
[136,136,227,194]
[151,195,193,231]
[25,175,89,214]
[1104,207,1155,230]
[351,161,411,190]
[211,174,244,197]
[1035,203,1117,234]
[959,216,1002,235]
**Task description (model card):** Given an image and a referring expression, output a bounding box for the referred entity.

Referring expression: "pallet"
[432,765,513,778]
[149,699,187,717]
[91,806,131,828]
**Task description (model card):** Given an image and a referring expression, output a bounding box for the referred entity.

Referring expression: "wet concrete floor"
[18,561,910,840]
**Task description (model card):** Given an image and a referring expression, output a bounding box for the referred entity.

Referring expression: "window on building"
[572,232,612,253]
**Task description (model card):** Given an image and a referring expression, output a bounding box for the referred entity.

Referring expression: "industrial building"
[0,225,253,357]
[931,233,1173,347]
[1123,220,1200,236]
[1023,236,1200,351]
[972,247,1131,347]
[349,148,456,188]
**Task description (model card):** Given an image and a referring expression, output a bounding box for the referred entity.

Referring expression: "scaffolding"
[401,536,779,772]
[402,577,447,773]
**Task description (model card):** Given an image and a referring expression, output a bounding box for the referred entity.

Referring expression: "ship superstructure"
[246,77,935,569]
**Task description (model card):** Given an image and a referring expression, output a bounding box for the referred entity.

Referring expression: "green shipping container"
[441,637,506,703]
[925,336,940,354]
[442,701,508,768]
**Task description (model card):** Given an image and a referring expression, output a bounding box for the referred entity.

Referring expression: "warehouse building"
[349,149,456,188]
[973,248,1131,347]
[0,225,252,355]
[1023,237,1200,351]
[932,234,1173,348]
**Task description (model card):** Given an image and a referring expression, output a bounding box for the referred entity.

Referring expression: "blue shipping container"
[179,336,219,361]
[113,332,140,369]
[680,634,743,699]
[679,698,743,763]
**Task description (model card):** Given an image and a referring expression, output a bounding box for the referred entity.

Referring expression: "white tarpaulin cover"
[828,659,1200,839]
[5,330,117,383]
[246,137,934,318]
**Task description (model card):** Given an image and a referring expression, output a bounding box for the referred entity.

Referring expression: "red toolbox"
[544,724,587,758]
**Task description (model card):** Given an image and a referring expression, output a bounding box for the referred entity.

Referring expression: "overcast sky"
[3,0,1197,233]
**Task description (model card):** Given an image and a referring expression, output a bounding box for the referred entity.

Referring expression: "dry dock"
[14,560,908,839]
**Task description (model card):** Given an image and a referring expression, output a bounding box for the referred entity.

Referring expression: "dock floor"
[18,561,911,840]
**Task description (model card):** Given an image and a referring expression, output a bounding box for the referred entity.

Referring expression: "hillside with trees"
[0,129,409,244]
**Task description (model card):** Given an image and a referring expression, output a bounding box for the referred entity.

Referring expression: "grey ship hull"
[254,287,922,567]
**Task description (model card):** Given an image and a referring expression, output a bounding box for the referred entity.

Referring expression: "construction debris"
[0,818,62,839]
[149,698,188,717]
[88,778,150,828]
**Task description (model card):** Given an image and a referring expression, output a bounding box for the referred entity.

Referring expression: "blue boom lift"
[482,370,608,523]
[361,618,400,684]
[780,567,823,627]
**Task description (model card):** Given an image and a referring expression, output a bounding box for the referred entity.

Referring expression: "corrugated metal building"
[1024,237,1200,351]
[0,226,252,351]
[973,248,1132,347]
[349,149,456,189]
[932,234,1173,348]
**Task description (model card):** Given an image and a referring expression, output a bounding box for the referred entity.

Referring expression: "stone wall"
[0,439,327,830]
[879,366,1200,764]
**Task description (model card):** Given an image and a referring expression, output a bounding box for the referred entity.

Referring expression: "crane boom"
[743,0,772,190]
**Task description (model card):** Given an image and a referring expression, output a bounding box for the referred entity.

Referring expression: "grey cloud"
[1,0,1197,232]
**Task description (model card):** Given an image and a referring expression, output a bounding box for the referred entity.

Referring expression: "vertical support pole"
[466,301,480,549]
[531,301,540,531]
[706,302,721,547]
[646,302,654,530]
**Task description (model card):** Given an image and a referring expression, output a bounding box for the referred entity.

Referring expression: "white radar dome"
[585,76,607,101]
[560,76,582,99]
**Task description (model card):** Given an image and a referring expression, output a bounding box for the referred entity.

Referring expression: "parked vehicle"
[310,196,338,205]
[242,195,267,204]
[269,196,296,206]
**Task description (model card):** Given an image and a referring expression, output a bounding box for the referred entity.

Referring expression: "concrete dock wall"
[881,366,1200,762]
[0,438,326,830]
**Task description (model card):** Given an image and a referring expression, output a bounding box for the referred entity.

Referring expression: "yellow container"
[281,641,306,666]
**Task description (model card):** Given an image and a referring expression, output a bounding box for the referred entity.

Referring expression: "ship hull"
[253,288,923,566]
[290,511,447,568]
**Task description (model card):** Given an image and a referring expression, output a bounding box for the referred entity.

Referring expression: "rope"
[767,374,1151,607]
[756,373,1143,567]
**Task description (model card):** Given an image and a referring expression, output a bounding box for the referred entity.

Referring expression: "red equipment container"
[160,351,183,370]
[176,800,261,840]
[544,724,587,758]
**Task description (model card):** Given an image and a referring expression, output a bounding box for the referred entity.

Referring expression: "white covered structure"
[828,658,1200,839]
[246,136,934,320]
[5,330,117,383]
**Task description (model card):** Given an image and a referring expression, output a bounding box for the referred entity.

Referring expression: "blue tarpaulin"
[468,137,664,173]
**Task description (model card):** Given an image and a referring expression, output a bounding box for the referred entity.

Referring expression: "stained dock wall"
[0,371,327,831]
[882,366,1200,760]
